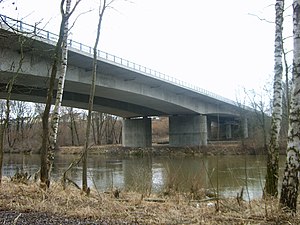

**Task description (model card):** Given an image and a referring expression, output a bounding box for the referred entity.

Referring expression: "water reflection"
[2,153,286,200]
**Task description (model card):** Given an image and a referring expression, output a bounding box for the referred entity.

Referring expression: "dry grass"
[0,177,299,224]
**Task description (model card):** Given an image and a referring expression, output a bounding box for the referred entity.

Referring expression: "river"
[2,153,286,200]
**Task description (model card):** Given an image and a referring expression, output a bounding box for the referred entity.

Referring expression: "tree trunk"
[82,0,106,193]
[96,112,103,145]
[264,0,284,197]
[92,112,97,144]
[69,108,75,145]
[47,0,72,180]
[40,0,81,188]
[40,51,58,189]
[279,0,300,212]
[73,115,80,145]
[40,0,67,188]
[50,0,71,150]
[0,124,4,183]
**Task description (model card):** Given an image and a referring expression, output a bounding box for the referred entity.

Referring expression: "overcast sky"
[1,0,293,101]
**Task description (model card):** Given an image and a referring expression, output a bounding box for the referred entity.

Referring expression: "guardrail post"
[34,23,37,35]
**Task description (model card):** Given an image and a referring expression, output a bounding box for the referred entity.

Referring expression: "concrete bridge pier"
[225,123,232,139]
[122,117,152,147]
[242,117,249,139]
[169,115,207,147]
[207,117,212,141]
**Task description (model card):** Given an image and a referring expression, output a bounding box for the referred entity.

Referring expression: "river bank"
[59,141,264,156]
[0,177,298,224]
[4,140,268,156]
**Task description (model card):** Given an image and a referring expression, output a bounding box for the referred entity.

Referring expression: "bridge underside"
[0,72,203,118]
[0,83,166,118]
[0,83,245,147]
[0,82,245,148]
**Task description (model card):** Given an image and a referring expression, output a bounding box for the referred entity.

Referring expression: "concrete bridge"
[0,15,249,147]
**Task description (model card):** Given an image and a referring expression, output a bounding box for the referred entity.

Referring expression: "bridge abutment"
[169,115,207,147]
[122,117,152,147]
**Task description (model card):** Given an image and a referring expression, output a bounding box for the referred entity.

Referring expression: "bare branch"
[68,0,82,20]
[60,0,66,16]
[69,9,94,32]
[283,35,293,41]
[248,13,274,24]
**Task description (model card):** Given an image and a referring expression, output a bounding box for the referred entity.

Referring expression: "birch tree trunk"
[279,0,300,212]
[40,0,81,188]
[40,0,70,188]
[50,0,71,150]
[53,1,81,145]
[47,0,71,179]
[264,0,284,197]
[82,0,107,193]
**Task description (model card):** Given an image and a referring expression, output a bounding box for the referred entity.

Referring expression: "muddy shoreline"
[4,141,266,156]
[58,142,264,156]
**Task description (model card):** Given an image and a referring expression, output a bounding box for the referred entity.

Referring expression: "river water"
[3,153,286,200]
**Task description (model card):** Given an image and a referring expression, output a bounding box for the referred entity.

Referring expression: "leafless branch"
[108,0,134,14]
[283,35,293,41]
[284,3,293,12]
[69,9,94,32]
[248,13,274,24]
[68,0,82,20]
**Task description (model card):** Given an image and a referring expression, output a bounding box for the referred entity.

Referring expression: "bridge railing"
[0,14,237,106]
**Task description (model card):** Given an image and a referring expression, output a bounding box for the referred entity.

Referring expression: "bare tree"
[279,0,300,212]
[264,0,284,198]
[49,0,72,151]
[47,0,81,180]
[0,35,25,183]
[67,107,80,146]
[245,88,270,153]
[82,0,110,193]
[50,0,82,148]
[40,0,81,189]
[6,101,28,149]
[92,111,105,145]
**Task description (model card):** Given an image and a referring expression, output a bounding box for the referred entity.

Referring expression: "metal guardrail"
[0,14,237,106]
